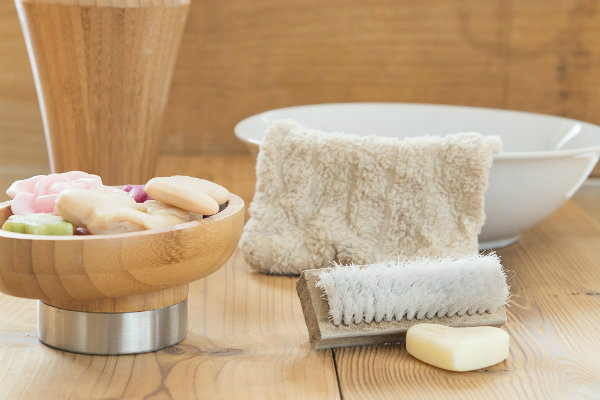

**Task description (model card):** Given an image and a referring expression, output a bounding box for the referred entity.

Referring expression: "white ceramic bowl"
[234,103,600,249]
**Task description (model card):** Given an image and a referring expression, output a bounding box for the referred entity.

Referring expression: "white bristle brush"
[296,253,509,350]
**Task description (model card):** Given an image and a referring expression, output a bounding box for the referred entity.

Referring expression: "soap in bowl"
[235,103,600,249]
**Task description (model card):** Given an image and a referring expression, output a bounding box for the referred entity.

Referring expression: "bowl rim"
[234,102,600,160]
[0,193,244,241]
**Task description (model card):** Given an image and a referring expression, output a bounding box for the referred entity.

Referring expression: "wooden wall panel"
[0,1,48,169]
[1,0,600,175]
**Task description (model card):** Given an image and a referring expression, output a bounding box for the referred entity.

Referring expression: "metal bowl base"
[37,298,188,355]
[478,235,521,251]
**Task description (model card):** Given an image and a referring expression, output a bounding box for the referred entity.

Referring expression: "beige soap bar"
[56,189,184,234]
[145,177,223,216]
[143,200,203,222]
[406,323,509,372]
[169,175,230,205]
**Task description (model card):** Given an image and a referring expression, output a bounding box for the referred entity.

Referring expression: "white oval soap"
[406,323,509,372]
[145,177,221,216]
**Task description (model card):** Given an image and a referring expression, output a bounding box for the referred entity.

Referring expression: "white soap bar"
[406,323,509,372]
[145,177,221,215]
[170,175,230,205]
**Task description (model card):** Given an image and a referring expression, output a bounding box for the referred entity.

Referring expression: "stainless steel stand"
[37,299,188,355]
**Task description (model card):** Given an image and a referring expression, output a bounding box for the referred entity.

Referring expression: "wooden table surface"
[1,154,599,399]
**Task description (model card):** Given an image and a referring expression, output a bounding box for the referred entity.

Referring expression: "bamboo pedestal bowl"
[0,194,245,355]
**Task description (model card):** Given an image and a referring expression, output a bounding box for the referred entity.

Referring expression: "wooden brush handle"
[15,0,190,185]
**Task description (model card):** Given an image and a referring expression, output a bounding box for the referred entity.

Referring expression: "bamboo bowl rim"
[0,194,244,241]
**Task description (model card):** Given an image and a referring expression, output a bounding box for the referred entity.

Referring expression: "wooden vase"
[15,0,191,185]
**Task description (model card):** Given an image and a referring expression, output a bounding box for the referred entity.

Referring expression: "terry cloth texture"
[239,120,502,275]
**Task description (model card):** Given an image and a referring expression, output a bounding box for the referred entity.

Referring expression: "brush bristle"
[315,253,509,326]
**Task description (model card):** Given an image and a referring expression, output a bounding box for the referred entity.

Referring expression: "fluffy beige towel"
[240,120,502,275]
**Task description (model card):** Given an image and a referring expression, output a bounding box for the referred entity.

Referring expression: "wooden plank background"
[1,0,600,176]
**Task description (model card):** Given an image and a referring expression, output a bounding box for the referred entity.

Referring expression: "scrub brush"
[296,253,509,350]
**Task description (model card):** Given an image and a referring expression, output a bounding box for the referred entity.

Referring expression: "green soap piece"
[2,213,74,236]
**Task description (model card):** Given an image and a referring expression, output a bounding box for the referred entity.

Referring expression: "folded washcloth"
[240,120,502,275]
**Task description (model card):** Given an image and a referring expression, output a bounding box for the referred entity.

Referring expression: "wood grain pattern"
[0,194,244,312]
[2,0,600,175]
[0,154,599,398]
[333,200,600,400]
[297,269,506,350]
[20,0,188,6]
[572,178,600,224]
[15,0,190,185]
[0,246,340,399]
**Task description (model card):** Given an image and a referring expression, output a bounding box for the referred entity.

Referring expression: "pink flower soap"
[6,171,114,216]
